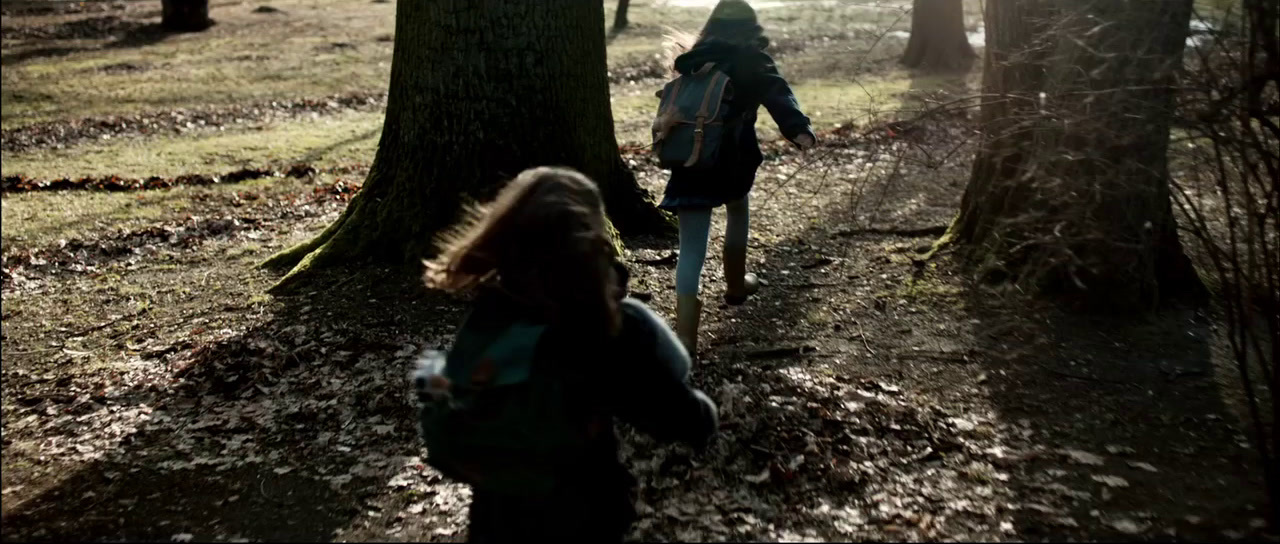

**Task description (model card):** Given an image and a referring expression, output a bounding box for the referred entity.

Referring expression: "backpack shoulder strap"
[684,70,730,167]
[446,318,548,388]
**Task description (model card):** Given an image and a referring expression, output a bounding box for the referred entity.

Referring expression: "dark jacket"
[659,39,814,210]
[460,279,718,542]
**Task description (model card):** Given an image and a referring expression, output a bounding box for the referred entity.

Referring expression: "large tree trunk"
[949,0,1204,310]
[161,0,210,32]
[263,0,669,289]
[613,0,631,32]
[900,0,976,72]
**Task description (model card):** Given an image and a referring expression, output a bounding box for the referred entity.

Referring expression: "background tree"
[161,0,211,32]
[264,0,669,289]
[614,0,632,32]
[1171,0,1280,526]
[900,0,976,72]
[946,0,1204,309]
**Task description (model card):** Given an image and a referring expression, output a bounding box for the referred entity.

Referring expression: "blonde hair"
[424,167,622,334]
[662,28,699,77]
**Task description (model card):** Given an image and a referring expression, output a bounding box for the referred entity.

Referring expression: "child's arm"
[609,299,719,447]
[746,51,816,148]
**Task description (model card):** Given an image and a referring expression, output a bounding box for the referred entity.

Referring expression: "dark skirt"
[466,470,636,543]
[659,162,760,210]
[659,117,765,210]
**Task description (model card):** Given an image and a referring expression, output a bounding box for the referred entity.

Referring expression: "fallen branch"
[836,225,950,238]
[740,345,818,360]
[1031,361,1139,388]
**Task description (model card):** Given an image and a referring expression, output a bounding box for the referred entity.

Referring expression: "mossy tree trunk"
[263,0,669,290]
[950,0,1204,310]
[900,0,976,72]
[161,0,211,32]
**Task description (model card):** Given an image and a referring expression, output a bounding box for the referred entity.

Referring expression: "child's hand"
[794,133,816,150]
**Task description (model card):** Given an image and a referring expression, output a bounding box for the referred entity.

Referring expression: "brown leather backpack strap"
[683,71,726,167]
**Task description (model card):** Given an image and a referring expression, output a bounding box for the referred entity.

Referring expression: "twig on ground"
[836,225,949,237]
[857,320,876,355]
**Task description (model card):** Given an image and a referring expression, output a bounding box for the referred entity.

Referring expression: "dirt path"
[1,125,1270,542]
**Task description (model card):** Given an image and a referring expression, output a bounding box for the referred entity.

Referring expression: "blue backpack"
[414,317,599,496]
[652,62,735,170]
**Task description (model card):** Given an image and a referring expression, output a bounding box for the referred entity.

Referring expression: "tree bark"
[161,0,210,32]
[263,0,670,290]
[900,0,976,72]
[949,0,1205,310]
[613,0,631,32]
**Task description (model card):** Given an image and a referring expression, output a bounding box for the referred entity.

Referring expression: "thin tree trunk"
[613,0,631,32]
[263,0,669,290]
[900,0,976,72]
[948,0,1204,310]
[161,0,210,32]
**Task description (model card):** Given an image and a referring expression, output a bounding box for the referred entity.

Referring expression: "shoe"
[723,244,760,305]
[675,294,702,357]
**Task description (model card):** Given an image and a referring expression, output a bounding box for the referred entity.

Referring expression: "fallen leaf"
[788,455,805,470]
[743,468,771,484]
[1061,449,1105,466]
[1092,474,1130,488]
[1127,461,1158,472]
[273,466,294,475]
[171,534,194,543]
[1108,518,1148,534]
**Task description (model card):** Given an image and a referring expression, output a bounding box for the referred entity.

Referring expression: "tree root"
[917,214,961,262]
[259,195,367,294]
[262,190,635,295]
[260,203,352,272]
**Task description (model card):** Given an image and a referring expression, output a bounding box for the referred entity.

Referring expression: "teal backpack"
[414,315,597,496]
[652,61,735,170]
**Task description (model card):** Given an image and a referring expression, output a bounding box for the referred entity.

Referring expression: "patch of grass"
[0,175,317,251]
[1,110,383,179]
[1,0,395,129]
[613,74,914,143]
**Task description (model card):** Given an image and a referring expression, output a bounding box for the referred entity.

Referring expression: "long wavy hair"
[424,167,622,336]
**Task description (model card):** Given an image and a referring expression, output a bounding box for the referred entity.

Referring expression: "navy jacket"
[659,39,814,210]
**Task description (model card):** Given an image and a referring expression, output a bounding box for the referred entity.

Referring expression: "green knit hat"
[700,0,767,48]
[709,0,757,21]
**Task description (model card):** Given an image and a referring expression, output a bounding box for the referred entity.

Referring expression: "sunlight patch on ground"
[0,176,317,250]
[1,110,383,179]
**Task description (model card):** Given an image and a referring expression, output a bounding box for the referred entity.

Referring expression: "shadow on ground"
[0,266,460,541]
[622,121,1268,540]
[1,15,198,65]
[968,296,1267,540]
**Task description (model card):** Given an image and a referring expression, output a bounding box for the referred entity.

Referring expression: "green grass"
[0,0,395,129]
[1,0,965,250]
[1,109,383,179]
[0,176,315,250]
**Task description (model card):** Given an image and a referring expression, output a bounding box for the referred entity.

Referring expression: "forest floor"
[1,0,1272,542]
